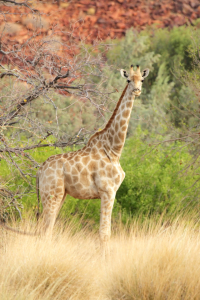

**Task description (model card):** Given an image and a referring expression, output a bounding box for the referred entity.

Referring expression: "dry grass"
[1,215,200,300]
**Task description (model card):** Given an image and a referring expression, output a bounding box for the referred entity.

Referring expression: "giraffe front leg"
[99,190,116,256]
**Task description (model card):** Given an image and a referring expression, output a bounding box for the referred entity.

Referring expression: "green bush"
[116,130,200,217]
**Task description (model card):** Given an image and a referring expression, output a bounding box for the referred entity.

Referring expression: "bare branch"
[0,0,38,12]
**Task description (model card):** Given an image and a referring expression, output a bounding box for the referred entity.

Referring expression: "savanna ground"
[1,213,200,300]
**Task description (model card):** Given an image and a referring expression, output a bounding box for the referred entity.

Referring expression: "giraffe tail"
[36,171,40,221]
[0,222,37,236]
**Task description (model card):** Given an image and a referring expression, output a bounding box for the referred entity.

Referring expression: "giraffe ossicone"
[37,65,149,251]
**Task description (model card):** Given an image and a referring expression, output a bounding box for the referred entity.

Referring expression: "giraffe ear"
[120,69,128,78]
[141,68,149,78]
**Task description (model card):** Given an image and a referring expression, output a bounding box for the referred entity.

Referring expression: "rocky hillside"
[0,0,200,44]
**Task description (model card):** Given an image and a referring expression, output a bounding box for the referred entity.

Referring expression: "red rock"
[0,0,199,45]
[182,3,194,14]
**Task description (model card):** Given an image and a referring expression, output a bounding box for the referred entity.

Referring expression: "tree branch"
[0,0,38,12]
[0,82,82,126]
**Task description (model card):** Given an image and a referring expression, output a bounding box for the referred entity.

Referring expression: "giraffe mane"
[88,84,129,144]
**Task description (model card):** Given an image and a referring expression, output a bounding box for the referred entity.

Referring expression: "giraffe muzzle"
[133,88,141,95]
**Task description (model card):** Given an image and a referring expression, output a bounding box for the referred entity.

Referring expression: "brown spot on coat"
[57,159,63,168]
[100,160,106,168]
[114,135,120,144]
[126,101,133,108]
[64,161,71,172]
[74,155,81,162]
[46,169,53,176]
[80,172,90,186]
[56,187,63,194]
[88,160,98,172]
[47,156,55,162]
[110,129,114,136]
[85,147,91,153]
[69,159,76,166]
[76,183,84,190]
[48,176,55,182]
[91,147,98,155]
[115,175,121,185]
[72,176,79,184]
[56,169,63,177]
[122,109,130,119]
[76,162,83,172]
[114,144,122,153]
[82,156,90,165]
[93,153,101,160]
[81,167,88,176]
[69,186,78,197]
[57,179,64,186]
[115,123,119,132]
[118,131,126,140]
[97,141,102,148]
[71,166,78,175]
[120,119,126,127]
[49,161,56,168]
[99,169,106,177]
[50,184,56,190]
[109,136,113,145]
[65,174,72,185]
[106,165,112,177]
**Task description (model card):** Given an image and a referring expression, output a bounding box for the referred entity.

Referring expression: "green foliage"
[145,25,193,76]
[31,92,97,139]
[116,131,200,217]
[0,146,64,218]
[146,24,200,129]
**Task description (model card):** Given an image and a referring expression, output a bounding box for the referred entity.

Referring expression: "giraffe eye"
[141,80,144,83]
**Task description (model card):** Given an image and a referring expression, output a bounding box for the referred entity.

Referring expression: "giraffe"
[37,65,149,250]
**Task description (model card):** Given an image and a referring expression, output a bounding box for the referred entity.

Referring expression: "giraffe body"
[37,65,149,248]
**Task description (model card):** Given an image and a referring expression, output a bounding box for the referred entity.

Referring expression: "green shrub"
[116,130,200,217]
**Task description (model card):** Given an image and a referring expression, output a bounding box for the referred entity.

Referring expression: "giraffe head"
[120,65,149,96]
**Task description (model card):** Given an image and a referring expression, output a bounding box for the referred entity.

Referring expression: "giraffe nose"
[133,88,141,95]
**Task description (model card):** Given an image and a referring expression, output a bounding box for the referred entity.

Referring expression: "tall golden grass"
[1,215,200,300]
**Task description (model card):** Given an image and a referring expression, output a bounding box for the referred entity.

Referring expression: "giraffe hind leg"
[40,189,67,237]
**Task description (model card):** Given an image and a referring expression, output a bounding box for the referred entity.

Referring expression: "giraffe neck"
[88,83,135,160]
